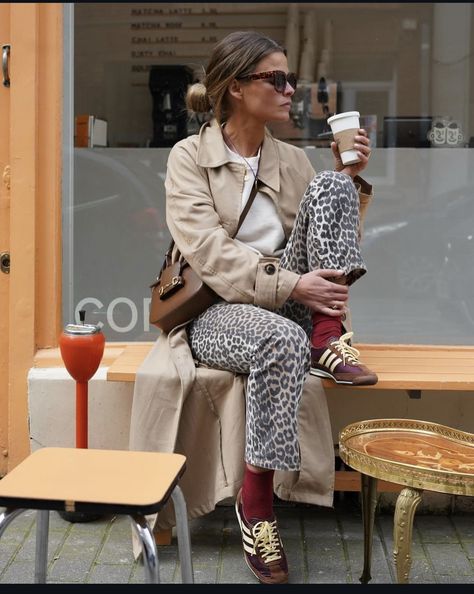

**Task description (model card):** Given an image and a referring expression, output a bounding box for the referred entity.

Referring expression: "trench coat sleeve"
[354,174,373,241]
[165,142,300,310]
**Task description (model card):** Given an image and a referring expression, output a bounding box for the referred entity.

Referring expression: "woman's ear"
[228,79,243,101]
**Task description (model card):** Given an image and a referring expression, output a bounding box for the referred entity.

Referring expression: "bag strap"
[233,179,259,238]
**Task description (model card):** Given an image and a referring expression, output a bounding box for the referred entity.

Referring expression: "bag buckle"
[158,275,184,299]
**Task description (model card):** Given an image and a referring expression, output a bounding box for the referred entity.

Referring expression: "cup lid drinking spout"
[327,111,360,125]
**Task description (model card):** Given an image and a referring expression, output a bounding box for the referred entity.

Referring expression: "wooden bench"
[107,342,474,487]
[106,342,474,543]
[107,342,474,393]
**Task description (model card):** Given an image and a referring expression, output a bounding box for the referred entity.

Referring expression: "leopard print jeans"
[188,171,367,471]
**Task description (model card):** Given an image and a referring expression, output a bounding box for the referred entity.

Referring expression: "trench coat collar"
[196,118,280,192]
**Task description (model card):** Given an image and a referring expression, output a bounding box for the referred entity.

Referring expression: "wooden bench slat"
[362,358,474,369]
[359,344,474,352]
[107,344,154,382]
[375,358,474,366]
[334,471,403,492]
[106,343,474,390]
[361,350,474,359]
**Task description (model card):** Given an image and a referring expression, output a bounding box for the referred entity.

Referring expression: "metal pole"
[76,381,88,448]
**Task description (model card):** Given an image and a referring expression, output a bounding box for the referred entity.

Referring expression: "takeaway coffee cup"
[327,111,361,165]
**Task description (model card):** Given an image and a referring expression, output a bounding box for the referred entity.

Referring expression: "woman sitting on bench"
[134,30,376,585]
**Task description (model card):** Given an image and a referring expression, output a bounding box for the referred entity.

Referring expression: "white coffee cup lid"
[327,111,360,125]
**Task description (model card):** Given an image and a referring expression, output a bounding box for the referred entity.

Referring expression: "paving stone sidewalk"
[1,496,474,585]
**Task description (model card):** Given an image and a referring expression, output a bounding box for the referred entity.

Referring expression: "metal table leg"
[393,487,423,583]
[131,513,160,583]
[0,507,25,537]
[34,509,50,583]
[359,474,378,584]
[171,485,194,584]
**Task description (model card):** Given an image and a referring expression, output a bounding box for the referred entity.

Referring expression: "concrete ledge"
[27,367,134,452]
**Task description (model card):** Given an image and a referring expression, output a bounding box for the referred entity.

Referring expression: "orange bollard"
[59,317,105,448]
[58,311,105,523]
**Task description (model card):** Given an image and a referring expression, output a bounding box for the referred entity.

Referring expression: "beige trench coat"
[129,121,373,548]
[129,325,336,534]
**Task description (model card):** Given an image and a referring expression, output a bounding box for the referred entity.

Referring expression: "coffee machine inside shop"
[149,65,194,147]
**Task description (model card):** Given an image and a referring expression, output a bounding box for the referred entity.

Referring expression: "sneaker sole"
[310,367,354,384]
[242,551,288,585]
[310,366,378,386]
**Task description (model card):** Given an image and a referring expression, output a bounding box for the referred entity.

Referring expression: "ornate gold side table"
[339,419,474,584]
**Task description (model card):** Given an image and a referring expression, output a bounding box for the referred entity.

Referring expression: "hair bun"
[186,82,211,114]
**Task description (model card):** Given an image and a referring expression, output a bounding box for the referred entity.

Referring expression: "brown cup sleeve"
[333,127,359,153]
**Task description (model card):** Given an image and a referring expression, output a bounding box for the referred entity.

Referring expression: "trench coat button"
[265,263,276,275]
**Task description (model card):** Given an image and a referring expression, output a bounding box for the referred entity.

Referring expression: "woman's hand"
[331,128,371,179]
[290,269,349,316]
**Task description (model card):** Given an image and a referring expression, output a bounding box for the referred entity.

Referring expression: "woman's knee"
[259,319,310,368]
[312,169,351,184]
[311,170,356,195]
[305,170,358,213]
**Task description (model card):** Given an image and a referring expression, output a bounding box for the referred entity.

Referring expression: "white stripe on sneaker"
[324,352,339,370]
[319,350,332,365]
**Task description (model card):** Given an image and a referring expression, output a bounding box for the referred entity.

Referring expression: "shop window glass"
[64,3,474,343]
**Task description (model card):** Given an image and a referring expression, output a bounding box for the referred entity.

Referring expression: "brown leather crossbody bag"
[149,181,260,333]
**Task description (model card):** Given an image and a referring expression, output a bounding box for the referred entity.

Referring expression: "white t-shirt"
[224,144,286,257]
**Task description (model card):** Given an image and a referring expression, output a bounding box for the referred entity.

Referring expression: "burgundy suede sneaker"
[234,488,288,584]
[310,332,378,386]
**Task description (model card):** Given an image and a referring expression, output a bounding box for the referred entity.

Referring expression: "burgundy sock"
[311,312,342,348]
[241,467,275,521]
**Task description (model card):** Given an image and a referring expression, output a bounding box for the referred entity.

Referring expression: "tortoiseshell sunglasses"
[238,70,298,93]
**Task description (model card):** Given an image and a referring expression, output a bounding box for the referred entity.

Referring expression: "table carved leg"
[393,487,423,584]
[359,474,378,584]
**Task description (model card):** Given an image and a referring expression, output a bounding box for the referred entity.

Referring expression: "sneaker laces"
[251,520,282,563]
[330,332,361,366]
